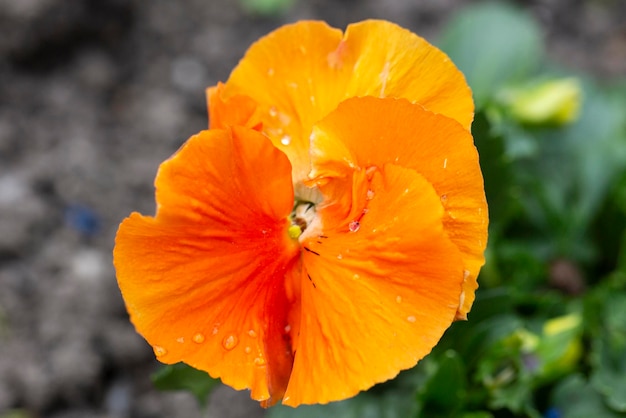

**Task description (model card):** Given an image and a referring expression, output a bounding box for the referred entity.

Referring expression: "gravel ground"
[0,0,624,417]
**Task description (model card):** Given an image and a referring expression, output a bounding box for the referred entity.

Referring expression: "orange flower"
[113,20,487,407]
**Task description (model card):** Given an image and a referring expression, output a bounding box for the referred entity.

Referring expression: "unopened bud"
[503,78,582,125]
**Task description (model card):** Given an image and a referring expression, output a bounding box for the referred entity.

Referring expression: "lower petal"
[283,164,465,406]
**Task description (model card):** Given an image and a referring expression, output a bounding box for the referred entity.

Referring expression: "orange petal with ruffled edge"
[309,97,488,319]
[282,163,464,406]
[220,19,473,181]
[113,126,299,406]
[207,82,264,131]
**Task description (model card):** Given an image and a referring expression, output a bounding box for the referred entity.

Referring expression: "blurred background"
[1,1,625,417]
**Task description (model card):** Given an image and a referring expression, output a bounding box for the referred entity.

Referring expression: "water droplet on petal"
[396,295,402,303]
[366,189,375,200]
[245,346,252,354]
[443,158,448,169]
[254,356,266,366]
[441,194,448,204]
[407,315,417,323]
[248,329,257,338]
[212,325,219,335]
[269,106,278,117]
[284,324,291,333]
[365,166,377,179]
[222,334,238,351]
[193,333,205,344]
[280,135,291,146]
[153,346,167,357]
[348,220,360,232]
[176,337,185,343]
[337,254,343,260]
[353,273,360,280]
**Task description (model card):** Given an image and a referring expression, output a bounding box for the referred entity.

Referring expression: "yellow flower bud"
[504,78,582,125]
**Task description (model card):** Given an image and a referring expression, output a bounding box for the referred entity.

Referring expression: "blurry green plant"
[238,0,296,16]
[153,3,626,417]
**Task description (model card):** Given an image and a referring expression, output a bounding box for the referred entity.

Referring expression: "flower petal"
[310,97,487,319]
[113,127,299,405]
[221,19,473,181]
[207,82,264,130]
[283,164,465,406]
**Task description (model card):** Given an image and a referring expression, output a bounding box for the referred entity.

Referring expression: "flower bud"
[504,78,582,125]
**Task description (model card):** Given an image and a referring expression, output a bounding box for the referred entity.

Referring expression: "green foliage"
[151,363,220,407]
[238,0,295,16]
[153,3,626,417]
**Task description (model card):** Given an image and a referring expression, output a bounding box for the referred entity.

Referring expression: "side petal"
[113,127,298,405]
[207,82,264,131]
[283,164,465,406]
[310,97,488,319]
[222,20,473,181]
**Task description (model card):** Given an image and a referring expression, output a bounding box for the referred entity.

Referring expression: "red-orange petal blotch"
[114,19,488,408]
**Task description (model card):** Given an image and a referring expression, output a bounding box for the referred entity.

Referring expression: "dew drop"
[193,333,205,344]
[284,324,291,333]
[366,189,375,200]
[348,220,360,232]
[443,158,448,169]
[337,254,343,260]
[407,315,417,323]
[440,194,448,204]
[153,346,167,357]
[396,295,402,303]
[269,106,278,117]
[176,337,185,343]
[254,356,267,366]
[248,329,257,338]
[212,325,219,335]
[353,273,360,280]
[280,135,291,146]
[222,334,238,351]
[463,269,470,281]
[245,346,252,354]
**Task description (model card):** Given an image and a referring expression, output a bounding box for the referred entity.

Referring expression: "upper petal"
[220,19,473,181]
[113,127,298,405]
[310,97,488,319]
[283,164,464,406]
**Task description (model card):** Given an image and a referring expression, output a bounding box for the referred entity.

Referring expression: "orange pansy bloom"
[113,20,488,407]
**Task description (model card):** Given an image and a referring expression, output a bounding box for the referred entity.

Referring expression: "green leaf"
[535,313,583,382]
[551,375,623,418]
[590,292,626,412]
[152,363,221,407]
[438,3,543,108]
[267,389,418,418]
[472,112,521,237]
[417,350,467,417]
[239,0,295,16]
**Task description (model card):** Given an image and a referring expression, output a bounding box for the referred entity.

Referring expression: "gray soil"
[0,0,624,417]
